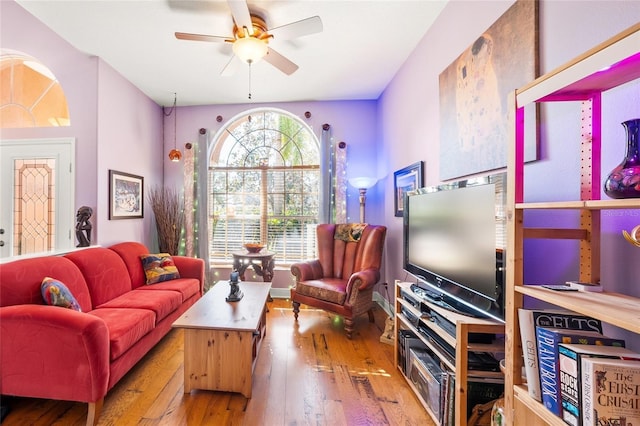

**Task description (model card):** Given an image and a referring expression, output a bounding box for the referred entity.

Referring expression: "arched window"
[0,50,70,128]
[209,108,320,264]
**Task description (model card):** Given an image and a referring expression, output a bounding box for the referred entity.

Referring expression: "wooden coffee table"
[172,281,271,398]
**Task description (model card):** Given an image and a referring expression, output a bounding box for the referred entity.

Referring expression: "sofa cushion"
[135,278,200,302]
[295,278,347,305]
[41,277,82,311]
[96,289,181,324]
[89,307,155,361]
[108,242,149,289]
[140,253,180,284]
[0,256,92,311]
[65,248,133,306]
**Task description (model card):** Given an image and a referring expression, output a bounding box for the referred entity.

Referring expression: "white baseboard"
[373,290,394,318]
[270,287,292,299]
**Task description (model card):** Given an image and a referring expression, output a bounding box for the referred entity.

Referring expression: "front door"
[0,138,75,258]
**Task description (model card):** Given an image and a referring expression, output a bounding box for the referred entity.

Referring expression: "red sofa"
[0,242,204,425]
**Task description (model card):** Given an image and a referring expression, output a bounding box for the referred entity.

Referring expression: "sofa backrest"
[108,242,150,289]
[0,256,93,311]
[65,247,133,307]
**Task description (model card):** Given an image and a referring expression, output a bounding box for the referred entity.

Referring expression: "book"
[518,308,603,401]
[566,281,603,293]
[444,372,455,426]
[536,327,625,416]
[437,372,503,425]
[581,357,640,426]
[409,348,444,422]
[399,329,425,375]
[558,344,640,426]
[466,377,504,420]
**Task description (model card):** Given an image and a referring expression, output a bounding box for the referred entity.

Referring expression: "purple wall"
[164,101,380,289]
[1,1,99,227]
[3,0,639,321]
[1,1,163,247]
[165,100,381,225]
[379,1,640,346]
[96,60,163,246]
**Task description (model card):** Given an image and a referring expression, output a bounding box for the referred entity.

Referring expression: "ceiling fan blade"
[175,32,230,43]
[264,47,299,75]
[227,0,253,34]
[221,55,240,77]
[268,16,323,41]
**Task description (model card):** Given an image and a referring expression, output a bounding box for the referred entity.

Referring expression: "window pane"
[284,170,302,193]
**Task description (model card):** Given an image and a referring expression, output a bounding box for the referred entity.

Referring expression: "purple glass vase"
[604,118,640,199]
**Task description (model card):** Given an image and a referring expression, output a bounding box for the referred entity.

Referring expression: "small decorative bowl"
[244,243,265,254]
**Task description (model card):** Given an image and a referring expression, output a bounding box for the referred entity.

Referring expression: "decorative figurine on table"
[75,206,93,247]
[226,270,243,302]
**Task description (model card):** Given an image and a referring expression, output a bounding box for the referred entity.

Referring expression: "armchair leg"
[344,318,354,339]
[367,309,375,323]
[292,301,300,320]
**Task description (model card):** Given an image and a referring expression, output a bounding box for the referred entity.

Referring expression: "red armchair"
[290,224,386,338]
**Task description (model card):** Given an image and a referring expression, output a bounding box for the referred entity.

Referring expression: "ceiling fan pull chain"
[248,59,253,100]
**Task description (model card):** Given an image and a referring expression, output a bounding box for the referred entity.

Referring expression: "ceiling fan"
[175,0,323,76]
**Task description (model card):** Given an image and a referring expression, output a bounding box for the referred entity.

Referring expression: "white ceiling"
[17,0,447,107]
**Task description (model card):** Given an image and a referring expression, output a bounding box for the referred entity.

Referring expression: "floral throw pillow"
[334,223,367,242]
[41,277,82,311]
[140,253,180,284]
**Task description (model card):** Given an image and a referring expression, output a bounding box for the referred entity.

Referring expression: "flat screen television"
[403,172,506,322]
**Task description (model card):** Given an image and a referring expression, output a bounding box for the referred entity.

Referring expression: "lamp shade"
[168,148,182,162]
[348,177,378,190]
[233,37,268,64]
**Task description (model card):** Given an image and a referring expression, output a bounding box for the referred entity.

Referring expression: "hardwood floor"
[1,299,434,425]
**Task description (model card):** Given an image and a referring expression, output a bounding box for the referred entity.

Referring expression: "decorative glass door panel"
[12,158,56,254]
[0,139,74,258]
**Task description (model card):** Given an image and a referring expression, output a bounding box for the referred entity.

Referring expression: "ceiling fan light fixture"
[233,36,268,64]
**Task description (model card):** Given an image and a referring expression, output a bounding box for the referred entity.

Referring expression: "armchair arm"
[290,259,324,282]
[173,256,206,295]
[0,305,110,403]
[345,268,381,299]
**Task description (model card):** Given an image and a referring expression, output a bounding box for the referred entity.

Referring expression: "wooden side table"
[231,251,275,282]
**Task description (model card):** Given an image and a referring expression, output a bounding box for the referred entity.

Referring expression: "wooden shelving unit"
[504,23,640,425]
[394,281,505,426]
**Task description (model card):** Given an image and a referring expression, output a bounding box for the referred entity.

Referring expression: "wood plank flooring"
[1,299,435,425]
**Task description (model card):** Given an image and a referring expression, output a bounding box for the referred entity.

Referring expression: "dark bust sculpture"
[226,270,243,302]
[75,206,93,247]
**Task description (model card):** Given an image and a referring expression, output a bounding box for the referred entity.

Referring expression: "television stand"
[411,284,449,305]
[410,283,477,318]
[395,281,505,425]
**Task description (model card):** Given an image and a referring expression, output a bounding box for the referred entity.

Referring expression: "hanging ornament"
[166,93,181,162]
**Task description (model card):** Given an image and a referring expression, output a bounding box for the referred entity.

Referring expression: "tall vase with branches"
[148,186,184,255]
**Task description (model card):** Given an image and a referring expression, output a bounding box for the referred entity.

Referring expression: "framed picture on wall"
[108,170,144,219]
[438,0,538,179]
[393,161,424,217]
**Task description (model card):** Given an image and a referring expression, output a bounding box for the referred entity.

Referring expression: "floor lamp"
[348,176,394,345]
[348,177,378,223]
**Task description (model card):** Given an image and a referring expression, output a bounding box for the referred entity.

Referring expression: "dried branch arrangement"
[148,186,184,255]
